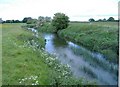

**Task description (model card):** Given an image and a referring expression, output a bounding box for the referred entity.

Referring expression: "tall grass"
[2,23,95,85]
[58,22,118,63]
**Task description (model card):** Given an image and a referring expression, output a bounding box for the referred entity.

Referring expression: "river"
[42,33,118,85]
[28,28,118,85]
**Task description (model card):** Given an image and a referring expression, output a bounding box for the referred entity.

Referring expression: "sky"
[0,0,119,21]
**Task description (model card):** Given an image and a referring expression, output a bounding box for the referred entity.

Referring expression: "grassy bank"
[58,22,118,63]
[2,23,94,85]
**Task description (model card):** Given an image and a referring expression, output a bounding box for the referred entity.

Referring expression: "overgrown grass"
[58,22,118,63]
[2,23,95,85]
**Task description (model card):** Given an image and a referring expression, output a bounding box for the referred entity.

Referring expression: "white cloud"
[0,0,119,21]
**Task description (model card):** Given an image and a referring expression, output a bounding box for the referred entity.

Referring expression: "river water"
[28,28,118,85]
[42,33,118,85]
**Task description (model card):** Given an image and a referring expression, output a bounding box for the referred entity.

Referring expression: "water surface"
[27,28,118,85]
[42,33,118,85]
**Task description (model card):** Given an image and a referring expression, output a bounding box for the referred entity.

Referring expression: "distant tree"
[97,19,103,22]
[27,19,37,24]
[45,16,51,22]
[52,12,69,32]
[11,20,15,23]
[6,20,12,23]
[22,17,32,23]
[103,18,107,22]
[107,17,115,22]
[14,20,21,23]
[89,18,95,22]
[37,16,45,27]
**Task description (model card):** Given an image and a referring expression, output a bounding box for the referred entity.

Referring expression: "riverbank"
[58,22,118,63]
[2,23,94,85]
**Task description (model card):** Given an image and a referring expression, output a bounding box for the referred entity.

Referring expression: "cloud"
[0,0,118,21]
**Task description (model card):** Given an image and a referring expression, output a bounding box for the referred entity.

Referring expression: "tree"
[103,18,106,22]
[37,16,45,27]
[107,17,115,22]
[14,20,21,23]
[89,18,95,22]
[27,19,37,24]
[45,16,51,22]
[97,19,102,22]
[22,17,32,23]
[52,13,69,32]
[6,20,12,23]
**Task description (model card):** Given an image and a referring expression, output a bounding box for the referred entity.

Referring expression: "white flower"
[35,76,38,79]
[41,48,44,50]
[63,73,65,76]
[32,83,35,85]
[22,79,25,81]
[35,81,39,83]
[25,78,27,80]
[58,76,61,78]
[29,77,31,80]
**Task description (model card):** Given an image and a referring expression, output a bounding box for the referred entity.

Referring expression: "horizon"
[0,0,119,21]
[0,16,118,22]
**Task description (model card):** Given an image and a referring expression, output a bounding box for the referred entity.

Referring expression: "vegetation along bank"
[58,22,118,63]
[2,23,95,85]
[34,13,118,64]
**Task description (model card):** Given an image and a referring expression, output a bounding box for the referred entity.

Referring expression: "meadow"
[2,23,94,85]
[58,22,118,63]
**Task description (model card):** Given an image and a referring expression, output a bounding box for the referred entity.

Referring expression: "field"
[2,23,93,85]
[58,22,118,63]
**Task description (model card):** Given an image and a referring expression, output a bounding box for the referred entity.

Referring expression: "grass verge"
[2,23,95,85]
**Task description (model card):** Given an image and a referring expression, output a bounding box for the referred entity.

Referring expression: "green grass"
[38,22,56,33]
[2,23,50,85]
[58,22,118,63]
[2,23,95,85]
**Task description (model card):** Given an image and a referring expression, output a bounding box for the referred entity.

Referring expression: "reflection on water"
[42,33,118,85]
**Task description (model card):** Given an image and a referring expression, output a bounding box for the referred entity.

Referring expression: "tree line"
[1,16,51,23]
[89,17,118,22]
[1,16,118,24]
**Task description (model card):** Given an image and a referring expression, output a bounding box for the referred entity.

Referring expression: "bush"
[52,13,69,32]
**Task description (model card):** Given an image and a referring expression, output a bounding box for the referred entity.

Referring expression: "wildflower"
[32,83,35,85]
[36,80,38,83]
[58,76,61,78]
[41,48,44,50]
[29,77,31,80]
[35,76,38,78]
[22,79,25,81]
[25,78,27,80]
